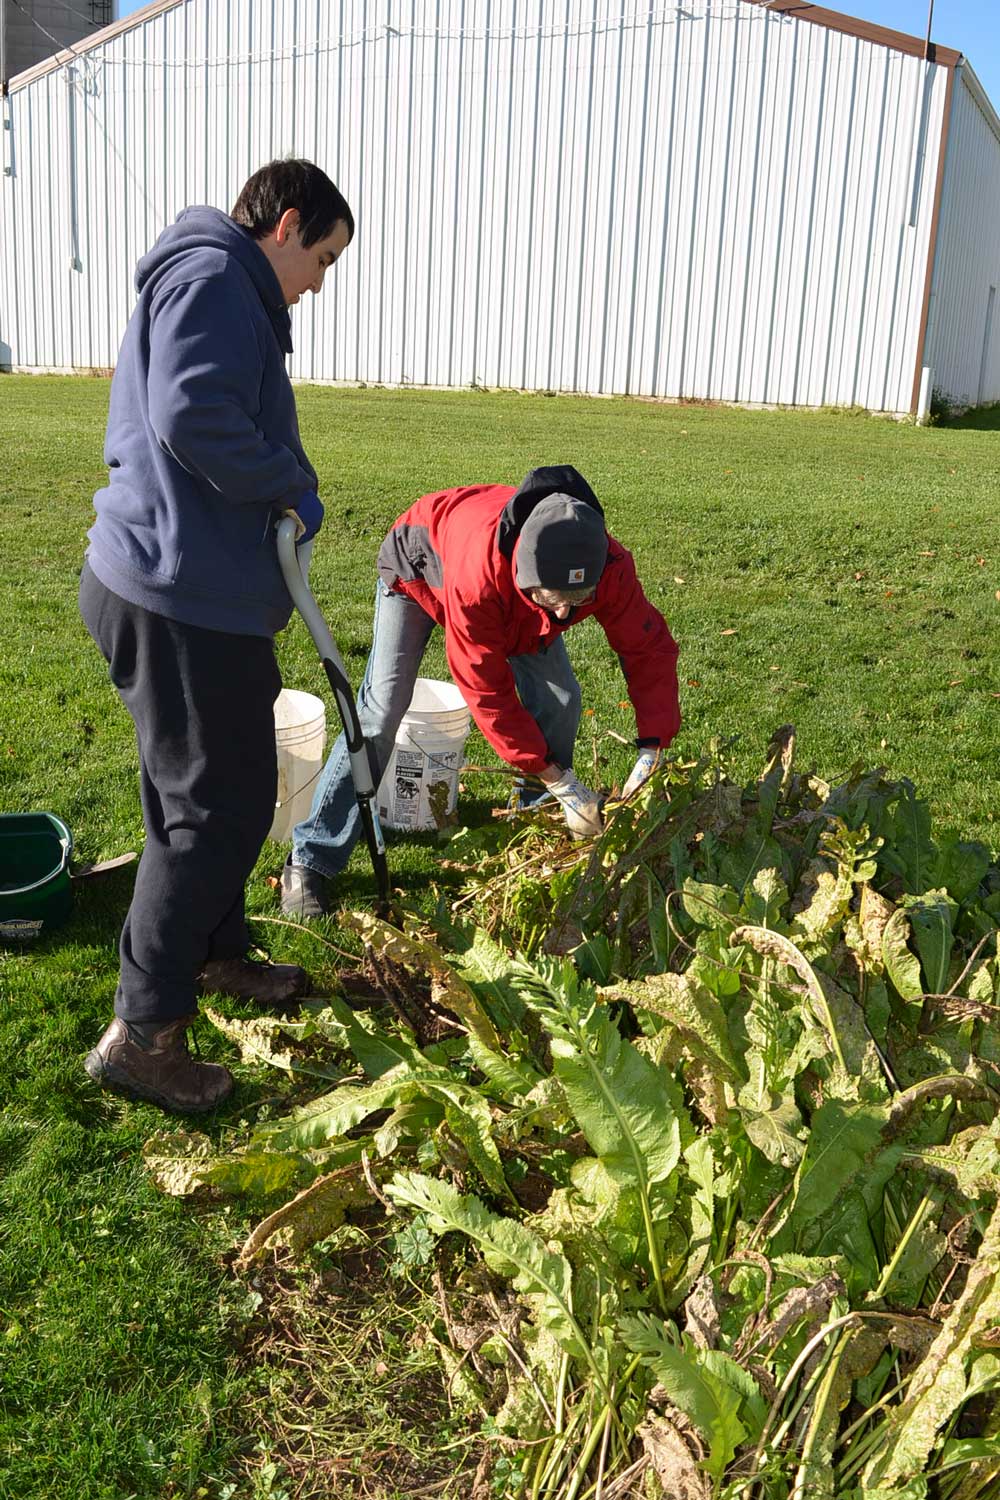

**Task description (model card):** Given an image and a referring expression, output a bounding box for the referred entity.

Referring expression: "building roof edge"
[741,0,962,70]
[7,0,187,93]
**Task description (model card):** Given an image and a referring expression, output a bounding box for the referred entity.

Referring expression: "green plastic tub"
[0,813,73,942]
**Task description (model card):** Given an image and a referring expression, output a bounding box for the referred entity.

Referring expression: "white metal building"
[1,0,999,416]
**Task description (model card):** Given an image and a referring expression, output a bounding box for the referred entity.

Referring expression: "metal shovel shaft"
[275,517,389,910]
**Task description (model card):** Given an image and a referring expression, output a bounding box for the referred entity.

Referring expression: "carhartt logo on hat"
[515,494,609,591]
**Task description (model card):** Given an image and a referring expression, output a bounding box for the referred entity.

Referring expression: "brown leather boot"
[198,955,308,1007]
[84,1015,234,1114]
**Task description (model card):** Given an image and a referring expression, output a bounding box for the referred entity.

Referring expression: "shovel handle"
[275,516,390,908]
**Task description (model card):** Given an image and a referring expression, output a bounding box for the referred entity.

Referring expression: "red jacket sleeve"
[595,548,681,747]
[443,592,552,775]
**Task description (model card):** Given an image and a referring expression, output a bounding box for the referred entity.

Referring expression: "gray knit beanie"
[514,495,609,591]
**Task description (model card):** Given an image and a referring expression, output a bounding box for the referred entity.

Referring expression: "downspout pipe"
[909,54,961,416]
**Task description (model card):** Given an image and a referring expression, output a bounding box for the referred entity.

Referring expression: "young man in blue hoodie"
[80,158,353,1114]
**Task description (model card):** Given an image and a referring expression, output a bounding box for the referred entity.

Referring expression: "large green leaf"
[789,1098,889,1229]
[442,1093,511,1200]
[467,1034,544,1100]
[444,924,528,1032]
[254,1072,420,1149]
[372,1096,444,1157]
[535,997,681,1215]
[881,907,925,1005]
[619,1314,749,1479]
[307,994,427,1079]
[901,889,957,996]
[732,924,870,1079]
[681,878,739,931]
[386,1172,589,1362]
[936,839,992,905]
[608,970,743,1086]
[809,1187,881,1296]
[255,1056,493,1154]
[881,783,939,894]
[514,958,683,1306]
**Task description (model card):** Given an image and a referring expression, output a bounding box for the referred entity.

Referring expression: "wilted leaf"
[684,1275,721,1350]
[863,1199,1000,1488]
[343,912,500,1048]
[902,1122,1000,1201]
[235,1163,372,1270]
[204,1007,341,1081]
[639,1413,710,1498]
[743,865,789,927]
[846,884,894,971]
[143,1130,216,1196]
[740,1089,806,1167]
[790,863,854,946]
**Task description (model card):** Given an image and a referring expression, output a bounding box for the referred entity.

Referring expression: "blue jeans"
[291,582,582,877]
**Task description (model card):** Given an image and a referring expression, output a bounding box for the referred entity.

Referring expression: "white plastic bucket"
[268,689,327,842]
[377,678,471,832]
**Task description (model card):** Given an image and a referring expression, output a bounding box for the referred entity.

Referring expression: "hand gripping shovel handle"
[275,516,390,913]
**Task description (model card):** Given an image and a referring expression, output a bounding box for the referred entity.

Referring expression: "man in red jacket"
[281,466,680,917]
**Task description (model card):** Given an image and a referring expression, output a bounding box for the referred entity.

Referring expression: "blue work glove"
[622,748,661,799]
[287,491,324,545]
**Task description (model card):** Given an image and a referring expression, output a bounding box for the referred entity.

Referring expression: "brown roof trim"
[909,61,958,415]
[743,0,962,69]
[8,0,187,93]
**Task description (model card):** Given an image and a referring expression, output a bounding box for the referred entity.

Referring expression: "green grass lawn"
[0,375,998,1499]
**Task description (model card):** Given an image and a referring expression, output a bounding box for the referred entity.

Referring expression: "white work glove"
[622,749,661,799]
[548,769,604,839]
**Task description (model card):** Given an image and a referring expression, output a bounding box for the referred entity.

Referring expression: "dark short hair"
[231,158,355,246]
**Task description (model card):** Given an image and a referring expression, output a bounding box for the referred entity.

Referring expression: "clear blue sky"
[114,0,999,114]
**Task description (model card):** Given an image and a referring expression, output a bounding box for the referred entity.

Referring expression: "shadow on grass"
[939,402,1000,431]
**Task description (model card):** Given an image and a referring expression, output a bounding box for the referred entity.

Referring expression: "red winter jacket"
[376,466,680,775]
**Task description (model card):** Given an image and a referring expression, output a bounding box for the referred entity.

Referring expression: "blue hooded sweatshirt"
[86,207,317,637]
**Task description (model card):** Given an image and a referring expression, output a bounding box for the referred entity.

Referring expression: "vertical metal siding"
[0,0,954,413]
[924,69,1000,408]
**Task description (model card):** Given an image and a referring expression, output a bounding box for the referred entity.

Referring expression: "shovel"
[275,515,391,914]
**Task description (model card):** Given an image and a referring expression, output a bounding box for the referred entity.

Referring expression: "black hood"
[497,466,603,561]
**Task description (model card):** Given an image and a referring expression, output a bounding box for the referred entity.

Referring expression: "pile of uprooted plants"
[147,726,1000,1499]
